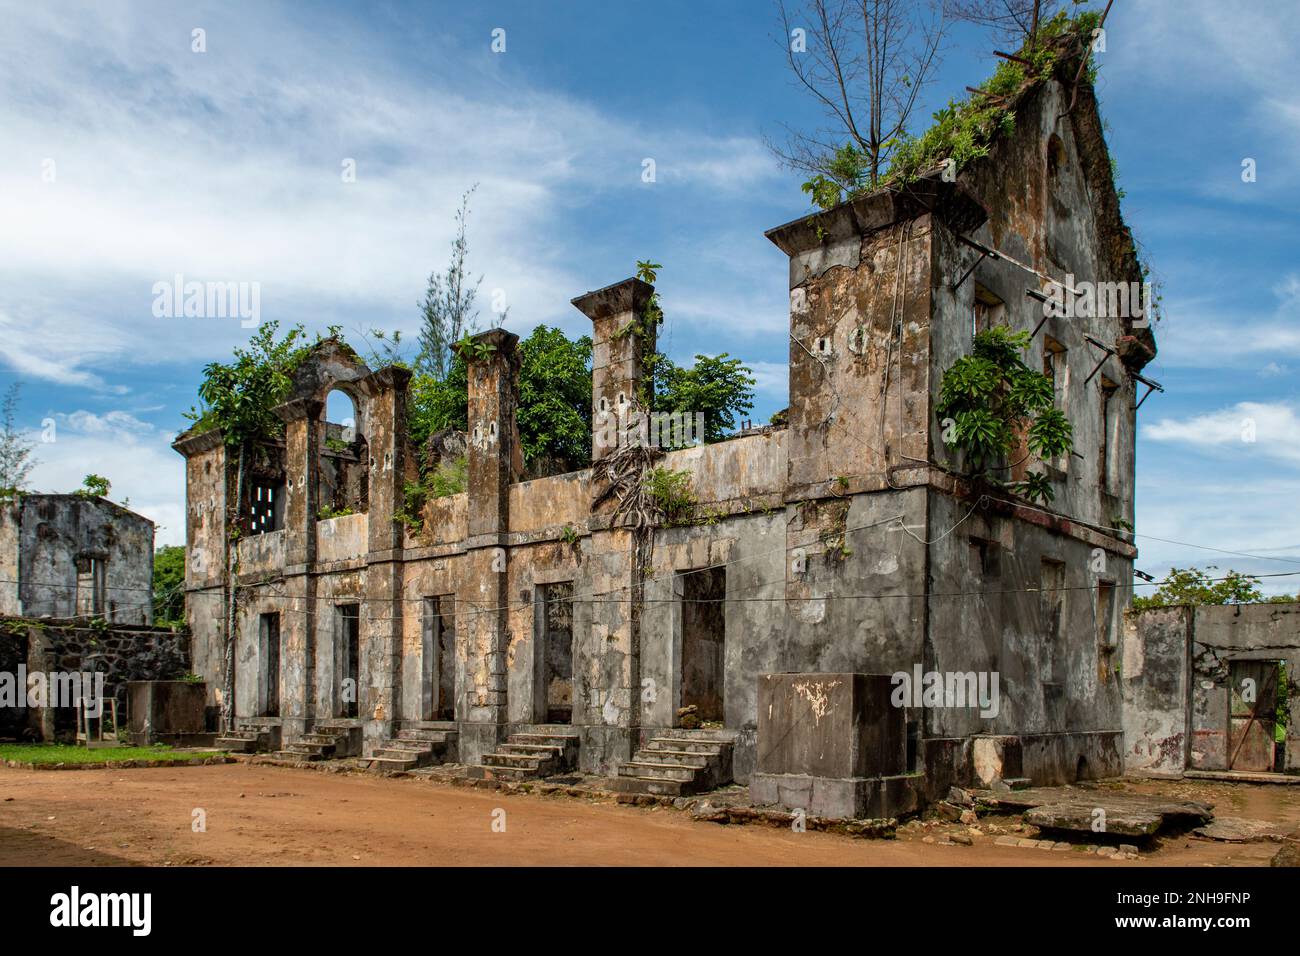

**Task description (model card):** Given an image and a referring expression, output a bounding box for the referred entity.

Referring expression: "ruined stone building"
[0,494,155,625]
[1123,603,1299,776]
[0,493,173,743]
[175,58,1159,811]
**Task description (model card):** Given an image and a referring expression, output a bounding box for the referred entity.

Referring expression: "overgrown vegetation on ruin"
[798,8,1104,208]
[644,466,698,527]
[937,325,1072,504]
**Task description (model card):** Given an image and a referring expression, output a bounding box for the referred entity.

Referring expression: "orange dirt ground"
[0,764,1294,867]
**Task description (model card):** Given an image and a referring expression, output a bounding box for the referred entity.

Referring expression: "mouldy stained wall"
[0,504,20,616]
[1120,605,1191,775]
[175,58,1156,798]
[4,495,156,626]
[914,73,1146,788]
[926,492,1131,787]
[1188,603,1300,773]
[175,430,227,714]
[1,618,189,741]
[949,77,1142,530]
[1122,603,1300,775]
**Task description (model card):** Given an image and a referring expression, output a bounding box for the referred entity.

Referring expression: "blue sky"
[1,0,1297,594]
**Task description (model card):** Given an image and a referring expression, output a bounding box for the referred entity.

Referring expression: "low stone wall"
[0,617,192,742]
[1122,603,1300,775]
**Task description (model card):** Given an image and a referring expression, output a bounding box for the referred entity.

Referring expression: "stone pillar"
[764,198,936,498]
[454,329,520,764]
[274,397,322,739]
[572,278,655,772]
[358,366,411,747]
[572,277,655,464]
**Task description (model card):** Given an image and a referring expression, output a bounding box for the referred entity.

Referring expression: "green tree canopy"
[654,353,756,444]
[153,544,186,626]
[407,325,594,475]
[1131,566,1292,609]
[186,321,312,448]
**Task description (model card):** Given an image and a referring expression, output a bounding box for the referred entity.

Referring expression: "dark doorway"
[260,612,281,717]
[337,604,360,718]
[422,596,456,721]
[681,567,726,724]
[1229,660,1281,772]
[539,582,574,724]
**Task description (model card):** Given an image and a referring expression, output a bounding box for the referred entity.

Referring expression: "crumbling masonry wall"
[0,495,155,625]
[1122,603,1300,775]
[176,67,1155,796]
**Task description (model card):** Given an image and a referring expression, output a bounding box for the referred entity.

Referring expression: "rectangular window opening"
[973,284,1006,337]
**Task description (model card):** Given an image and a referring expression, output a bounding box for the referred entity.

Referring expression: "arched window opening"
[319,388,368,518]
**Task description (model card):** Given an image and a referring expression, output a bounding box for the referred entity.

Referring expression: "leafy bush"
[937,326,1072,503]
[644,467,697,526]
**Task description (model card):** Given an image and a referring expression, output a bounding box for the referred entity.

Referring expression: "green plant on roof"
[75,474,111,499]
[788,7,1106,210]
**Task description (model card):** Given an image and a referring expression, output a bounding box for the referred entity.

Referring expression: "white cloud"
[23,418,184,547]
[748,361,789,398]
[60,410,153,435]
[1118,2,1300,151]
[1135,470,1300,597]
[0,0,783,389]
[1153,273,1300,368]
[1143,401,1300,464]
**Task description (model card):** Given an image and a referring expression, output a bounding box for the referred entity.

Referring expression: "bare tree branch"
[942,0,1073,49]
[771,0,947,196]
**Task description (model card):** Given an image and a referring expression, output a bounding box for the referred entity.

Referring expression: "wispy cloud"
[1151,272,1300,368]
[23,410,184,546]
[0,0,784,391]
[1143,401,1300,465]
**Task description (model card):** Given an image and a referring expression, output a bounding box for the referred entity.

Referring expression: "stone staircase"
[361,724,459,772]
[273,721,363,762]
[216,719,281,754]
[467,726,580,782]
[611,729,735,797]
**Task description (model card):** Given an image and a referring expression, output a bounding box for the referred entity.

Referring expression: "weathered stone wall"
[1120,605,1190,775]
[925,491,1130,786]
[1122,603,1300,775]
[1,495,155,625]
[0,503,21,617]
[952,78,1141,530]
[1,617,190,741]
[174,67,1153,801]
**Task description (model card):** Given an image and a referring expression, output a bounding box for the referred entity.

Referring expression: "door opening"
[1228,659,1282,772]
[337,604,360,719]
[422,596,456,721]
[260,612,280,717]
[539,582,574,724]
[680,566,726,724]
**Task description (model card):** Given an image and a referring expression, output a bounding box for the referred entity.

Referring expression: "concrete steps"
[611,731,735,797]
[273,721,363,762]
[467,729,579,782]
[361,728,458,773]
[216,720,281,753]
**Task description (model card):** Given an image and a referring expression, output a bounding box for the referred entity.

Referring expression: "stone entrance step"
[467,729,579,782]
[272,721,362,762]
[611,730,735,797]
[216,720,281,753]
[361,728,459,773]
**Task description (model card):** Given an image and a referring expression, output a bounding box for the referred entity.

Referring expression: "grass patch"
[0,744,225,766]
